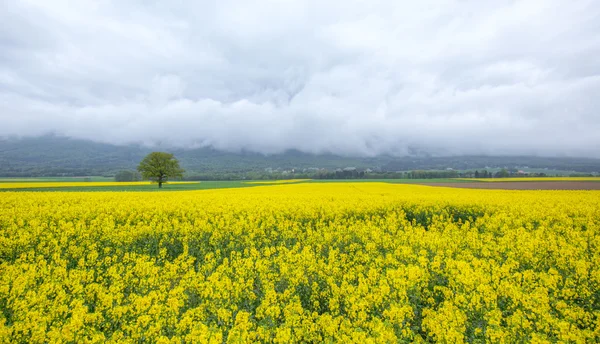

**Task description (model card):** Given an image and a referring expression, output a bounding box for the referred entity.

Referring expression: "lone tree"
[137,152,184,188]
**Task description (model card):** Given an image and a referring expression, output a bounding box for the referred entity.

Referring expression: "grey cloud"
[1,0,600,157]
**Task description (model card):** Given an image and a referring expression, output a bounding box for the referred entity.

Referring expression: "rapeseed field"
[1,183,598,343]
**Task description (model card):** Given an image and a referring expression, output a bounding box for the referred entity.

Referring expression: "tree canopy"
[137,152,184,188]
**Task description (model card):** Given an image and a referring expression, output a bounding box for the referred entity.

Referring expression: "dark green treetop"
[137,152,184,188]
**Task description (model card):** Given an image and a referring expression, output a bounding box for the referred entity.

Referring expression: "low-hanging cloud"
[1,0,600,157]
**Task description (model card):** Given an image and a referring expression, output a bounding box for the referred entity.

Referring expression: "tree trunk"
[158,181,163,188]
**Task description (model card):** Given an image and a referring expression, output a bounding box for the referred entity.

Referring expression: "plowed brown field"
[419,181,600,190]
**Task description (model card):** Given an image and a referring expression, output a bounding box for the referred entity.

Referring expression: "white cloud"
[1,0,600,156]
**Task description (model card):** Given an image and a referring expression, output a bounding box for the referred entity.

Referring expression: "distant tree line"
[313,169,462,179]
[114,170,142,182]
[179,168,564,181]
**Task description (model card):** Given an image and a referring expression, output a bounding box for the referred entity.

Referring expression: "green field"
[7,176,596,193]
[0,178,474,192]
[0,181,248,192]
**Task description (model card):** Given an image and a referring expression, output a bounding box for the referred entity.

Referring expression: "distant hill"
[0,135,392,176]
[1,135,600,177]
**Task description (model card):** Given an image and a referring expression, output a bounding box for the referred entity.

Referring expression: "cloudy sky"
[1,0,599,157]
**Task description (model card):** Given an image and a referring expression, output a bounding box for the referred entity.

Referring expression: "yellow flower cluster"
[0,181,199,189]
[1,183,599,343]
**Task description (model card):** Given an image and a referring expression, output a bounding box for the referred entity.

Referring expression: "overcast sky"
[1,0,599,157]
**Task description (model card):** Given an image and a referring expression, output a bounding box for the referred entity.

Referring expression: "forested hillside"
[2,136,600,177]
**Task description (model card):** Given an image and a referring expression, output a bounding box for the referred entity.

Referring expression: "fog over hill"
[2,1,600,158]
[2,136,600,177]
